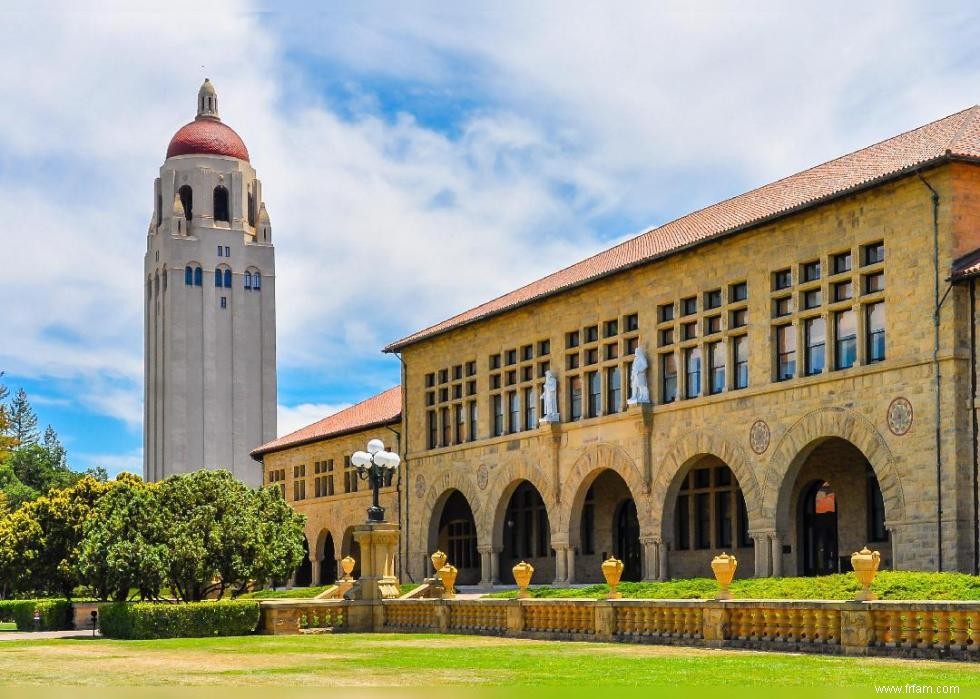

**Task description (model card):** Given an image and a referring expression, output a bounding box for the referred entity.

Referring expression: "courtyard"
[0,632,978,689]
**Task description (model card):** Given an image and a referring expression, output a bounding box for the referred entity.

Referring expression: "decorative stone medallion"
[887,397,913,436]
[477,463,489,490]
[414,473,426,499]
[749,419,771,455]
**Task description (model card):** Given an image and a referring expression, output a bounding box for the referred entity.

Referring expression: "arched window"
[193,266,202,287]
[223,268,232,288]
[178,185,193,221]
[215,269,223,287]
[244,272,252,290]
[185,266,193,285]
[213,186,229,223]
[253,272,261,291]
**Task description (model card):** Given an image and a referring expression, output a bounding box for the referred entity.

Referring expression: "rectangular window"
[585,348,598,365]
[834,280,853,302]
[863,241,885,265]
[441,406,451,446]
[492,395,504,436]
[832,251,852,275]
[468,401,478,442]
[606,366,622,414]
[705,315,721,335]
[455,403,465,443]
[682,297,697,316]
[217,245,223,257]
[439,369,449,384]
[685,347,701,399]
[453,365,463,381]
[604,343,619,360]
[569,376,583,421]
[625,313,639,332]
[566,331,580,349]
[566,354,580,370]
[774,268,792,290]
[659,304,675,323]
[715,491,732,549]
[659,328,675,346]
[675,494,690,551]
[730,308,747,328]
[489,354,501,370]
[776,324,796,381]
[585,325,599,343]
[866,302,886,362]
[521,344,534,361]
[835,309,857,370]
[864,272,884,294]
[466,360,477,376]
[705,289,722,310]
[682,321,698,340]
[220,296,227,309]
[604,319,619,337]
[708,341,725,395]
[523,387,536,430]
[803,288,822,310]
[774,296,793,317]
[224,246,230,257]
[586,370,601,418]
[695,492,711,549]
[804,316,826,376]
[538,340,551,356]
[428,411,438,449]
[803,260,821,282]
[505,349,517,366]
[730,282,748,302]
[733,335,748,389]
[508,391,520,434]
[662,353,678,404]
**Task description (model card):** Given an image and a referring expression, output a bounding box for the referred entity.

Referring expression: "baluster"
[826,610,840,645]
[871,610,887,647]
[784,608,799,643]
[952,611,970,650]
[936,611,952,650]
[761,608,775,642]
[812,608,826,644]
[770,608,783,642]
[802,608,817,645]
[916,611,933,650]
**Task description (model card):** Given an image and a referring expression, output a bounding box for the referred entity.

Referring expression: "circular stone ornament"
[749,420,771,455]
[415,473,426,499]
[887,397,913,436]
[477,464,489,490]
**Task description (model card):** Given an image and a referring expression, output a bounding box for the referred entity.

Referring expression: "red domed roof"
[166,117,250,161]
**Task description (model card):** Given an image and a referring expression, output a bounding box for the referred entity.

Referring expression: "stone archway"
[416,470,484,559]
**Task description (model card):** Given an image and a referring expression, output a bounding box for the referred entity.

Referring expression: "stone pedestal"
[351,522,400,600]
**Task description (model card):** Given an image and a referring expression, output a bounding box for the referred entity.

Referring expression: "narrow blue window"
[244,272,252,290]
[224,269,232,288]
[253,273,261,291]
[185,266,193,285]
[194,267,202,286]
[215,269,222,287]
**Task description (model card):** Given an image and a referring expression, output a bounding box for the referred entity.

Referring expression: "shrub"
[0,599,72,630]
[98,600,260,639]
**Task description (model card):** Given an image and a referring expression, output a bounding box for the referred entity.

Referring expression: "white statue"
[541,370,560,423]
[628,346,651,405]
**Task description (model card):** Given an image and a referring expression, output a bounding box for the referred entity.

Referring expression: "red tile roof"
[251,386,401,459]
[952,249,980,280]
[386,106,980,351]
[167,117,250,161]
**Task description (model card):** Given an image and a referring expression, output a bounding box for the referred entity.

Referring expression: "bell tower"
[144,79,277,487]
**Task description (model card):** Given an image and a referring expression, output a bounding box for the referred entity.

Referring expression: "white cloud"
[277,403,352,438]
[74,448,143,478]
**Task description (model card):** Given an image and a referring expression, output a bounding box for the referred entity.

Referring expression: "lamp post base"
[350,522,400,600]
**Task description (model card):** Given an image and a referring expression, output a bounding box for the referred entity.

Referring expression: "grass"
[484,571,980,600]
[0,633,979,688]
[240,583,420,599]
[0,623,14,632]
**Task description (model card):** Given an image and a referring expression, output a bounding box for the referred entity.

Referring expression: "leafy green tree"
[75,477,167,601]
[0,373,15,461]
[42,426,67,470]
[8,388,39,447]
[0,506,42,597]
[8,443,76,494]
[0,462,38,511]
[157,470,305,601]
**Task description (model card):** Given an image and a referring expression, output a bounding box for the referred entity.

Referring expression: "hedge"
[99,600,260,639]
[0,599,73,631]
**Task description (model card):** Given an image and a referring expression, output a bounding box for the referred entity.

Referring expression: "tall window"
[606,366,621,414]
[708,341,725,394]
[804,317,825,376]
[244,272,252,289]
[776,325,795,380]
[587,371,601,417]
[674,465,749,551]
[468,401,478,442]
[178,185,193,221]
[733,335,748,389]
[185,266,193,285]
[508,391,520,434]
[253,273,261,290]
[835,309,856,370]
[866,302,885,362]
[343,455,358,493]
[492,394,504,437]
[193,266,202,286]
[223,269,232,288]
[662,353,677,403]
[213,186,230,222]
[454,403,465,443]
[427,411,438,449]
[685,348,701,399]
[215,269,223,287]
[523,387,536,430]
[568,376,583,421]
[441,406,451,446]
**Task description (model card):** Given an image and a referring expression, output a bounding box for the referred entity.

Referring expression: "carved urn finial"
[340,555,356,581]
[431,550,447,575]
[512,561,535,599]
[711,552,738,600]
[437,564,458,599]
[851,547,881,601]
[601,557,625,599]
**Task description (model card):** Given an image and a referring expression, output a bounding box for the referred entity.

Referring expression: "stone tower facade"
[144,79,276,487]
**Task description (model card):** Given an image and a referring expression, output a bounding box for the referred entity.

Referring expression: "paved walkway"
[0,630,100,641]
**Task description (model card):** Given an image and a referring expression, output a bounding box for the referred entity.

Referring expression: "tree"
[8,388,39,447]
[75,478,167,601]
[0,462,38,511]
[157,470,305,601]
[42,426,67,470]
[8,443,75,494]
[0,373,14,461]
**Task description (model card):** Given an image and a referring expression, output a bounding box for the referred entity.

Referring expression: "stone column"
[351,522,400,600]
[641,537,660,581]
[749,529,771,577]
[478,545,494,588]
[770,533,783,578]
[553,543,570,586]
[566,546,576,584]
[490,547,501,585]
[335,557,343,582]
[310,556,321,587]
[658,540,669,581]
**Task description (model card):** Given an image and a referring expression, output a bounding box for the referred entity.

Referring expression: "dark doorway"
[801,480,838,576]
[436,490,479,585]
[615,499,642,581]
[213,186,229,222]
[178,185,193,221]
[319,533,336,585]
[295,536,313,587]
[501,481,551,584]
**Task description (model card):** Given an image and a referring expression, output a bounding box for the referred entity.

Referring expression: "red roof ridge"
[385,105,980,352]
[251,385,401,459]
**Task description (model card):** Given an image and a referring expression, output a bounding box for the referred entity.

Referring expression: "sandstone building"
[145,80,276,487]
[254,106,980,583]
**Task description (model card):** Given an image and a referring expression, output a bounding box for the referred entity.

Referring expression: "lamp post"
[350,438,401,523]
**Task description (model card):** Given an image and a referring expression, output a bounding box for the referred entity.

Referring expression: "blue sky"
[3,2,980,475]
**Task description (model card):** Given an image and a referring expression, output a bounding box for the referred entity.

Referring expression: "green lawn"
[485,571,980,600]
[0,633,978,689]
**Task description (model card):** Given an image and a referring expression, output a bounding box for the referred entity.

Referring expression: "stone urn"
[431,550,447,575]
[512,561,535,599]
[601,556,625,599]
[710,552,737,600]
[851,547,881,601]
[438,564,458,598]
[340,555,356,581]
